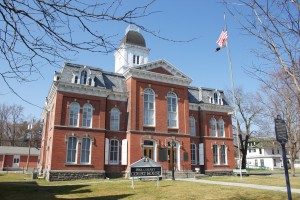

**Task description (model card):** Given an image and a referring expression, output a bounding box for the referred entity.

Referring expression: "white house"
[246,138,285,170]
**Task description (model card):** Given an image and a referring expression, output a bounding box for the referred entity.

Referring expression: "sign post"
[274,115,292,200]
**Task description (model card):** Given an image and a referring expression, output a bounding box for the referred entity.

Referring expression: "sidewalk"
[176,178,300,194]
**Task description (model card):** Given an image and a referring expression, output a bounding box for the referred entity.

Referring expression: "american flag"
[216,30,228,48]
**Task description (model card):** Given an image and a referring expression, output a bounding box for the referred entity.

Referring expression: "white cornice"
[189,103,232,113]
[123,67,192,86]
[55,82,109,97]
[107,91,128,101]
[189,103,199,111]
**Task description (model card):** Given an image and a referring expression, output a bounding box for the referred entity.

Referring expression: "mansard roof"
[188,86,228,105]
[59,62,127,93]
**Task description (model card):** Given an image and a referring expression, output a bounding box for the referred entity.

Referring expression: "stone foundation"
[205,170,232,176]
[105,170,127,178]
[46,170,105,182]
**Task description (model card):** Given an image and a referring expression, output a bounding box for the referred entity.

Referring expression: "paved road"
[176,178,300,194]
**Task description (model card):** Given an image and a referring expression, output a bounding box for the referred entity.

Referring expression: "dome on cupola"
[120,26,146,47]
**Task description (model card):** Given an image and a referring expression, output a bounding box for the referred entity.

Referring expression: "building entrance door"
[144,147,153,159]
[143,140,154,160]
[13,155,20,168]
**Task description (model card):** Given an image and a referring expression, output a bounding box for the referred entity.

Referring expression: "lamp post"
[25,123,33,172]
[171,139,176,181]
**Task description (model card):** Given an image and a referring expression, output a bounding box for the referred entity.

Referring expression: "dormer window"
[214,93,218,104]
[80,70,87,84]
[88,78,92,86]
[74,76,78,84]
[210,92,223,105]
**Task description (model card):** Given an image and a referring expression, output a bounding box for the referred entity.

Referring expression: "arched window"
[66,136,77,163]
[82,103,93,128]
[80,70,87,84]
[210,118,217,137]
[69,102,80,126]
[218,119,225,137]
[144,88,155,126]
[167,92,178,128]
[189,116,196,136]
[80,137,91,164]
[191,143,197,165]
[110,108,120,131]
[213,93,218,104]
[109,139,119,164]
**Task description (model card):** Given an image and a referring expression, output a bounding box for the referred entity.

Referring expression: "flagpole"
[224,14,243,180]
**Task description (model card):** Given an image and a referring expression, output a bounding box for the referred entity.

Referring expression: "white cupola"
[114,25,150,73]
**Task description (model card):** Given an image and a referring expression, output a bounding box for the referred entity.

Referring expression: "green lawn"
[203,175,300,189]
[0,173,300,200]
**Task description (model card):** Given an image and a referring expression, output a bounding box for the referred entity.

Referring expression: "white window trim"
[143,88,156,126]
[213,144,219,165]
[69,102,80,127]
[220,144,227,165]
[80,137,92,164]
[191,143,197,165]
[218,118,225,138]
[210,117,217,137]
[110,108,120,131]
[189,116,196,136]
[167,92,178,128]
[66,136,78,164]
[82,103,93,128]
[109,139,120,165]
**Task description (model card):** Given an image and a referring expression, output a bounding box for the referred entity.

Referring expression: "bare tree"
[223,0,300,93]
[257,69,300,176]
[0,103,36,146]
[228,87,264,169]
[0,0,164,104]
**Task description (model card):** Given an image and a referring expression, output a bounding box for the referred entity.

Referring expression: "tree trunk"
[239,133,249,169]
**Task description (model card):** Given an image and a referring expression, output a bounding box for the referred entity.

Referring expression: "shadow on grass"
[0,181,133,200]
[229,195,258,200]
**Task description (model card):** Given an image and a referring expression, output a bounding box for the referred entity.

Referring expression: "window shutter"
[199,143,204,165]
[158,148,167,162]
[121,139,128,165]
[105,138,109,165]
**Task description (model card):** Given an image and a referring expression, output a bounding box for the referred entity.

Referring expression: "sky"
[0,0,261,120]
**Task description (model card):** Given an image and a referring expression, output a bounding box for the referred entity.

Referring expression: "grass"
[247,168,300,175]
[0,173,300,200]
[203,175,300,189]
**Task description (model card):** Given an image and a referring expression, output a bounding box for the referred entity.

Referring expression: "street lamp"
[170,139,176,181]
[26,123,33,172]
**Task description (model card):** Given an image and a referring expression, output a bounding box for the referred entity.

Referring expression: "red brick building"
[39,26,235,181]
[0,146,40,171]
